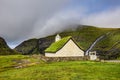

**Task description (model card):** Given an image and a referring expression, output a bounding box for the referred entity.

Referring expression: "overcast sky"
[0,0,120,48]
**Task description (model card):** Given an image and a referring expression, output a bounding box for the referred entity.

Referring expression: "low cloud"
[33,6,120,39]
[81,7,120,28]
[0,0,69,48]
[33,8,85,38]
[0,0,120,48]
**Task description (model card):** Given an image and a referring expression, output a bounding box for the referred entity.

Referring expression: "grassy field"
[0,55,120,80]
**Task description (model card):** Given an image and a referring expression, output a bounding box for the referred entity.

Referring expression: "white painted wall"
[89,51,97,60]
[90,55,97,60]
[45,39,84,57]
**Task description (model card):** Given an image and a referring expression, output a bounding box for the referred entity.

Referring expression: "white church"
[45,34,97,60]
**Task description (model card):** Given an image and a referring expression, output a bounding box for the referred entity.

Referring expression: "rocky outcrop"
[14,39,39,55]
[0,37,16,55]
[14,36,55,55]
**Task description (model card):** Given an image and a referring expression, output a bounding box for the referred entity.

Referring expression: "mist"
[0,0,120,48]
[0,0,70,48]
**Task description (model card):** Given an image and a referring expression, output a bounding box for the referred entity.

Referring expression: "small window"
[90,52,96,55]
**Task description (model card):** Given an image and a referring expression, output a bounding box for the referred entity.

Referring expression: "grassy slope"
[94,28,120,51]
[59,26,120,51]
[0,55,120,80]
[58,26,120,59]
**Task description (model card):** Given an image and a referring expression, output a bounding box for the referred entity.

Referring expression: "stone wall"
[40,56,90,62]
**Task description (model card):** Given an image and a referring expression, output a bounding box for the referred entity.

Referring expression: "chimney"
[55,34,61,42]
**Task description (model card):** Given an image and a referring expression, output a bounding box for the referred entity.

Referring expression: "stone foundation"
[40,56,90,62]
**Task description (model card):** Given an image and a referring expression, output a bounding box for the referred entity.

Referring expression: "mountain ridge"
[14,25,120,59]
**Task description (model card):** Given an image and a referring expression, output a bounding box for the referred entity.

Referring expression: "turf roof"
[45,36,72,53]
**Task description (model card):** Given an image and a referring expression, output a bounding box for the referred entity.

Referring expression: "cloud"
[81,7,120,28]
[33,6,120,40]
[33,8,85,38]
[0,0,120,48]
[0,0,69,48]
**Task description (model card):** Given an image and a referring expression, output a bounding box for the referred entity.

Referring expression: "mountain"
[0,37,17,55]
[14,37,54,55]
[14,39,39,55]
[14,25,120,59]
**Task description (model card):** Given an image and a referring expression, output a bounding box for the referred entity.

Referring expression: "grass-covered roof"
[45,36,72,53]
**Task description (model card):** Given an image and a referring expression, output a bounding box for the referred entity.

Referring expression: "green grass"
[0,55,28,72]
[0,55,120,80]
[117,57,120,60]
[0,55,42,72]
[45,36,72,53]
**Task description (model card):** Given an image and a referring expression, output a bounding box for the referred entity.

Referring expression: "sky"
[0,0,120,48]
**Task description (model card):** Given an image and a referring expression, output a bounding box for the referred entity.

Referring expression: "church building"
[45,34,84,57]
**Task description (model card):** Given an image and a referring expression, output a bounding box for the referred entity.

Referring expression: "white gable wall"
[45,39,84,57]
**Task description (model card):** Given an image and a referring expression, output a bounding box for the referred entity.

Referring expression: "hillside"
[0,37,17,55]
[14,39,39,55]
[15,36,55,54]
[14,25,120,59]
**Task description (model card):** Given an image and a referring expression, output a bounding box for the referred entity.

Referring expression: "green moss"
[45,36,72,53]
